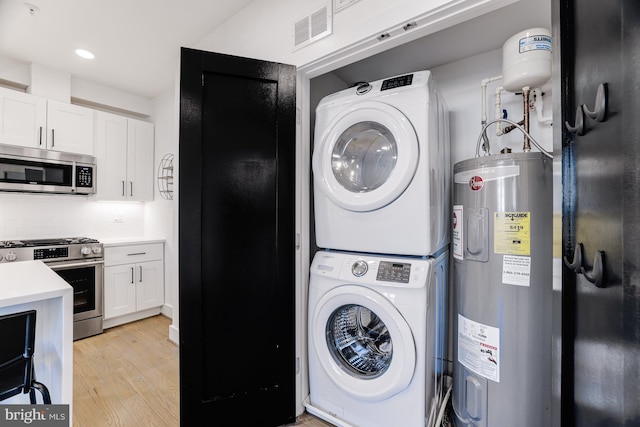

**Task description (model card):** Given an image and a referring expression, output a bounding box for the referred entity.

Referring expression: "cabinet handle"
[581,251,606,288]
[122,181,125,197]
[129,181,133,197]
[139,266,142,282]
[127,252,146,256]
[51,129,55,147]
[131,267,134,284]
[583,83,607,122]
[565,106,585,135]
[39,127,43,145]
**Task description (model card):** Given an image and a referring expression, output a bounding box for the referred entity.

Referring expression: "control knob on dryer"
[80,246,92,256]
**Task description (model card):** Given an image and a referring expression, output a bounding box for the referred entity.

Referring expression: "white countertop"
[0,259,74,410]
[100,236,166,247]
[0,260,72,307]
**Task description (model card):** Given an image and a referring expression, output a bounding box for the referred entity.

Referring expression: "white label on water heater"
[453,205,463,260]
[458,314,500,382]
[502,255,531,286]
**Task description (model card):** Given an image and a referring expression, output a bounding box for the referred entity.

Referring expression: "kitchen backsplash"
[0,193,145,240]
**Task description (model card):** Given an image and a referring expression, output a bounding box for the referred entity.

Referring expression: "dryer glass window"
[326,304,392,378]
[331,122,397,193]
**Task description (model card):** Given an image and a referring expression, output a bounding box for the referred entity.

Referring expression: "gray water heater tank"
[451,152,552,427]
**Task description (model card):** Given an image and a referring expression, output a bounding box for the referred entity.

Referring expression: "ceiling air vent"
[293,3,333,51]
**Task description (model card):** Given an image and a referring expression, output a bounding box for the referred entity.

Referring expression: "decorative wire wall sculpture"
[157,153,174,200]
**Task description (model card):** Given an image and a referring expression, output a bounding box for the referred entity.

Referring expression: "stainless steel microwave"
[0,144,96,195]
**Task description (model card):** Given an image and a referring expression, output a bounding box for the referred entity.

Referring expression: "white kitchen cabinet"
[94,111,154,201]
[103,242,164,328]
[46,100,94,155]
[0,88,46,148]
[0,87,94,155]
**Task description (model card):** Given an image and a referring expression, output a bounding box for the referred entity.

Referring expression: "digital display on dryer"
[376,261,411,283]
[381,74,413,91]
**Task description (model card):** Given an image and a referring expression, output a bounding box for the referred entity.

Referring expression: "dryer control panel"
[381,73,414,91]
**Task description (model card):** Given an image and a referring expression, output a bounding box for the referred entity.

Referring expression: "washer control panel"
[311,251,428,288]
[376,261,411,283]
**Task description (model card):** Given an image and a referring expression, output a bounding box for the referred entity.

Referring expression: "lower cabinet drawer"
[105,243,163,266]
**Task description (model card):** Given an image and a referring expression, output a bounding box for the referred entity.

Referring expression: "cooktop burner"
[0,237,99,248]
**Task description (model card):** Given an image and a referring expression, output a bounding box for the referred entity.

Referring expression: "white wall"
[192,0,516,67]
[0,54,153,117]
[432,48,553,165]
[0,194,145,240]
[148,84,180,342]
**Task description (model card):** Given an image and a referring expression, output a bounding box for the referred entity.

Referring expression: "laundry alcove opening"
[303,0,551,407]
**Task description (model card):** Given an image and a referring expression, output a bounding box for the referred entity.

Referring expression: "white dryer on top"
[312,70,451,257]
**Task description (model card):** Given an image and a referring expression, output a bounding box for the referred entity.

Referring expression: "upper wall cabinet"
[94,111,154,201]
[0,87,94,155]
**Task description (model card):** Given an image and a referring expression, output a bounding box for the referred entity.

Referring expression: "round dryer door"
[310,285,416,401]
[313,101,419,212]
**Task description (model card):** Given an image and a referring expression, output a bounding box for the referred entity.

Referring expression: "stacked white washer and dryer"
[307,71,451,427]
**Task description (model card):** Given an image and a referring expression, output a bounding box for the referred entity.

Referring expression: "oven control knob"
[80,246,92,256]
[92,246,102,254]
[5,251,16,262]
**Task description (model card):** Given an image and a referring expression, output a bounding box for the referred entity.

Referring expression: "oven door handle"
[49,260,104,269]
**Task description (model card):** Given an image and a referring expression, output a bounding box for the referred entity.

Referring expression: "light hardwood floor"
[72,315,332,427]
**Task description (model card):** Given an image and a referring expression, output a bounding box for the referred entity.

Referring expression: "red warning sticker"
[469,176,484,191]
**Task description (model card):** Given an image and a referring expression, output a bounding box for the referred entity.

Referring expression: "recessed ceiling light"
[75,49,95,59]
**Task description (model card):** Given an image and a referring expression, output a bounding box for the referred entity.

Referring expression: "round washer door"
[313,101,419,212]
[311,284,416,401]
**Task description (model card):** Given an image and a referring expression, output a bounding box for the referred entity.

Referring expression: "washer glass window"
[331,122,397,193]
[326,304,393,378]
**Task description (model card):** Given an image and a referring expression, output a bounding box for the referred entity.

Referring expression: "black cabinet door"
[559,0,640,425]
[178,48,296,426]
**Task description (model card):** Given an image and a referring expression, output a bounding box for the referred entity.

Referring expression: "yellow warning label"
[494,212,530,255]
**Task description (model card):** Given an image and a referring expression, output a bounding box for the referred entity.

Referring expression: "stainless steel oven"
[48,258,103,340]
[0,237,104,340]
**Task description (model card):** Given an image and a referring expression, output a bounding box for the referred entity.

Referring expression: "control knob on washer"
[5,251,17,262]
[81,246,92,256]
[351,260,368,277]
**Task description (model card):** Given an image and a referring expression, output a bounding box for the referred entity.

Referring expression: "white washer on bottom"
[306,250,448,427]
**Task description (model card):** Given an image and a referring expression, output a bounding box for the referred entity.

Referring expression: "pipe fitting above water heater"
[501,27,552,93]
